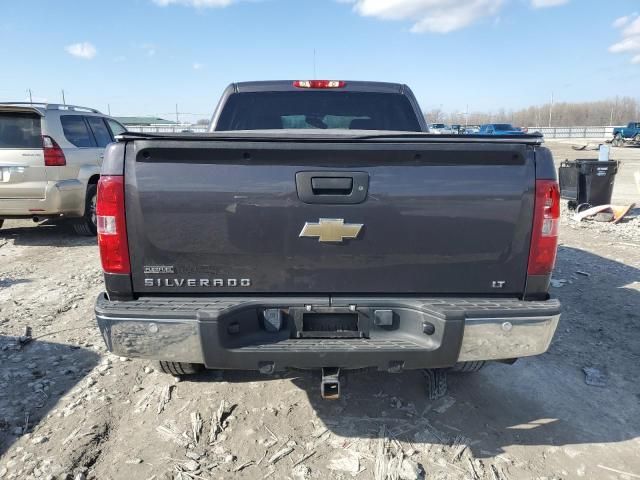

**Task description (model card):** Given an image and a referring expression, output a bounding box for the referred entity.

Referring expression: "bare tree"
[426,98,640,127]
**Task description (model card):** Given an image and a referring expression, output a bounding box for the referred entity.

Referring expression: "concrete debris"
[190,411,203,443]
[328,450,361,476]
[182,459,200,472]
[582,366,608,387]
[434,396,456,414]
[156,424,190,447]
[268,446,295,465]
[292,464,312,479]
[156,384,173,414]
[450,435,470,461]
[125,458,144,464]
[234,460,254,472]
[209,399,234,443]
[185,451,202,461]
[293,451,316,467]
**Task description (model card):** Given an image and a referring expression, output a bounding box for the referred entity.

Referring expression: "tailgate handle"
[311,177,353,195]
[296,171,369,204]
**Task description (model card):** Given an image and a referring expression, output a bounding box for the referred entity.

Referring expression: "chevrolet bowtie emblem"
[299,218,364,243]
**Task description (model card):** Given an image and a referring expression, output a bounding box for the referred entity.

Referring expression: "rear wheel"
[0,220,3,229]
[449,361,486,373]
[73,183,97,236]
[158,361,205,376]
[634,134,640,144]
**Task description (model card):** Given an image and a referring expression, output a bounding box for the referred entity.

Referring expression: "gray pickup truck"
[94,81,561,398]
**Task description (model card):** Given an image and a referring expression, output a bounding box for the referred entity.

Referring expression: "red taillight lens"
[42,135,66,166]
[293,80,346,89]
[97,175,130,274]
[528,180,560,276]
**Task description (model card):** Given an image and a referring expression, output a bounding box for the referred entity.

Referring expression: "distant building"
[114,116,177,127]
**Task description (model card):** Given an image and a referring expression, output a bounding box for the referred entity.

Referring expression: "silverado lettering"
[144,278,251,287]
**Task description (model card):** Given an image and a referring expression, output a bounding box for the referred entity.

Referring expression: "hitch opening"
[321,367,341,400]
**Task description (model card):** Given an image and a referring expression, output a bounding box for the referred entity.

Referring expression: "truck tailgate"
[124,140,535,295]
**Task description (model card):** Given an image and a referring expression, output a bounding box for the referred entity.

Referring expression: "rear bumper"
[95,294,560,371]
[0,180,85,218]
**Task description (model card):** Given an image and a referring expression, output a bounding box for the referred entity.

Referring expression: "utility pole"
[175,104,179,124]
[465,104,469,126]
[61,89,66,105]
[313,49,316,79]
[28,89,33,104]
[548,92,554,127]
[107,104,111,116]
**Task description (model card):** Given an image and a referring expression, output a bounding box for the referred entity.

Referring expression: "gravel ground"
[0,141,639,480]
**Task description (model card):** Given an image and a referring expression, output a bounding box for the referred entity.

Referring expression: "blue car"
[478,123,525,135]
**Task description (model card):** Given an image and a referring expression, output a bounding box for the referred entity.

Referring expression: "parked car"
[0,103,126,234]
[94,80,559,399]
[478,123,525,135]
[612,122,640,147]
[428,123,453,134]
[462,125,481,134]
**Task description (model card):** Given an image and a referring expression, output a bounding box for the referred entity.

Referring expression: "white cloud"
[610,12,640,64]
[152,0,234,6]
[612,14,634,29]
[531,0,568,8]
[623,16,640,36]
[609,36,640,53]
[341,0,568,34]
[193,62,205,70]
[65,42,97,60]
[343,0,505,33]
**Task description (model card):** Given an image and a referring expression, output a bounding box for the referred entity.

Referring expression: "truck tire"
[0,220,3,229]
[73,184,97,236]
[634,134,640,144]
[158,361,204,376]
[449,361,486,373]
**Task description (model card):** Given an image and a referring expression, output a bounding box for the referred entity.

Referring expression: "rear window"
[86,117,113,148]
[61,115,96,148]
[0,113,42,148]
[215,91,421,132]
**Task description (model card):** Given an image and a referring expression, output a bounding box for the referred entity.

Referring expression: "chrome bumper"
[95,295,560,369]
[458,315,560,361]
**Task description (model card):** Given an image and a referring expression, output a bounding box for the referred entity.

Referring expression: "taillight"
[42,135,66,166]
[97,175,130,274]
[528,180,560,275]
[293,80,346,89]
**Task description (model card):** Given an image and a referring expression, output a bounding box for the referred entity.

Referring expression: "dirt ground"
[1,141,639,480]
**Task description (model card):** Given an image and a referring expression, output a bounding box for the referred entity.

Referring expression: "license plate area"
[290,307,370,339]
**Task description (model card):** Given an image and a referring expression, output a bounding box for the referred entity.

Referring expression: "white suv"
[0,103,126,235]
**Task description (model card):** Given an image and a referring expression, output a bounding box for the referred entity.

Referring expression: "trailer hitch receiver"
[321,367,341,400]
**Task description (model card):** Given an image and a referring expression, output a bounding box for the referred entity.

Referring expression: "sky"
[1,0,639,122]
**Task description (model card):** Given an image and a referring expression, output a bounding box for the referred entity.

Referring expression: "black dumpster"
[558,160,619,209]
